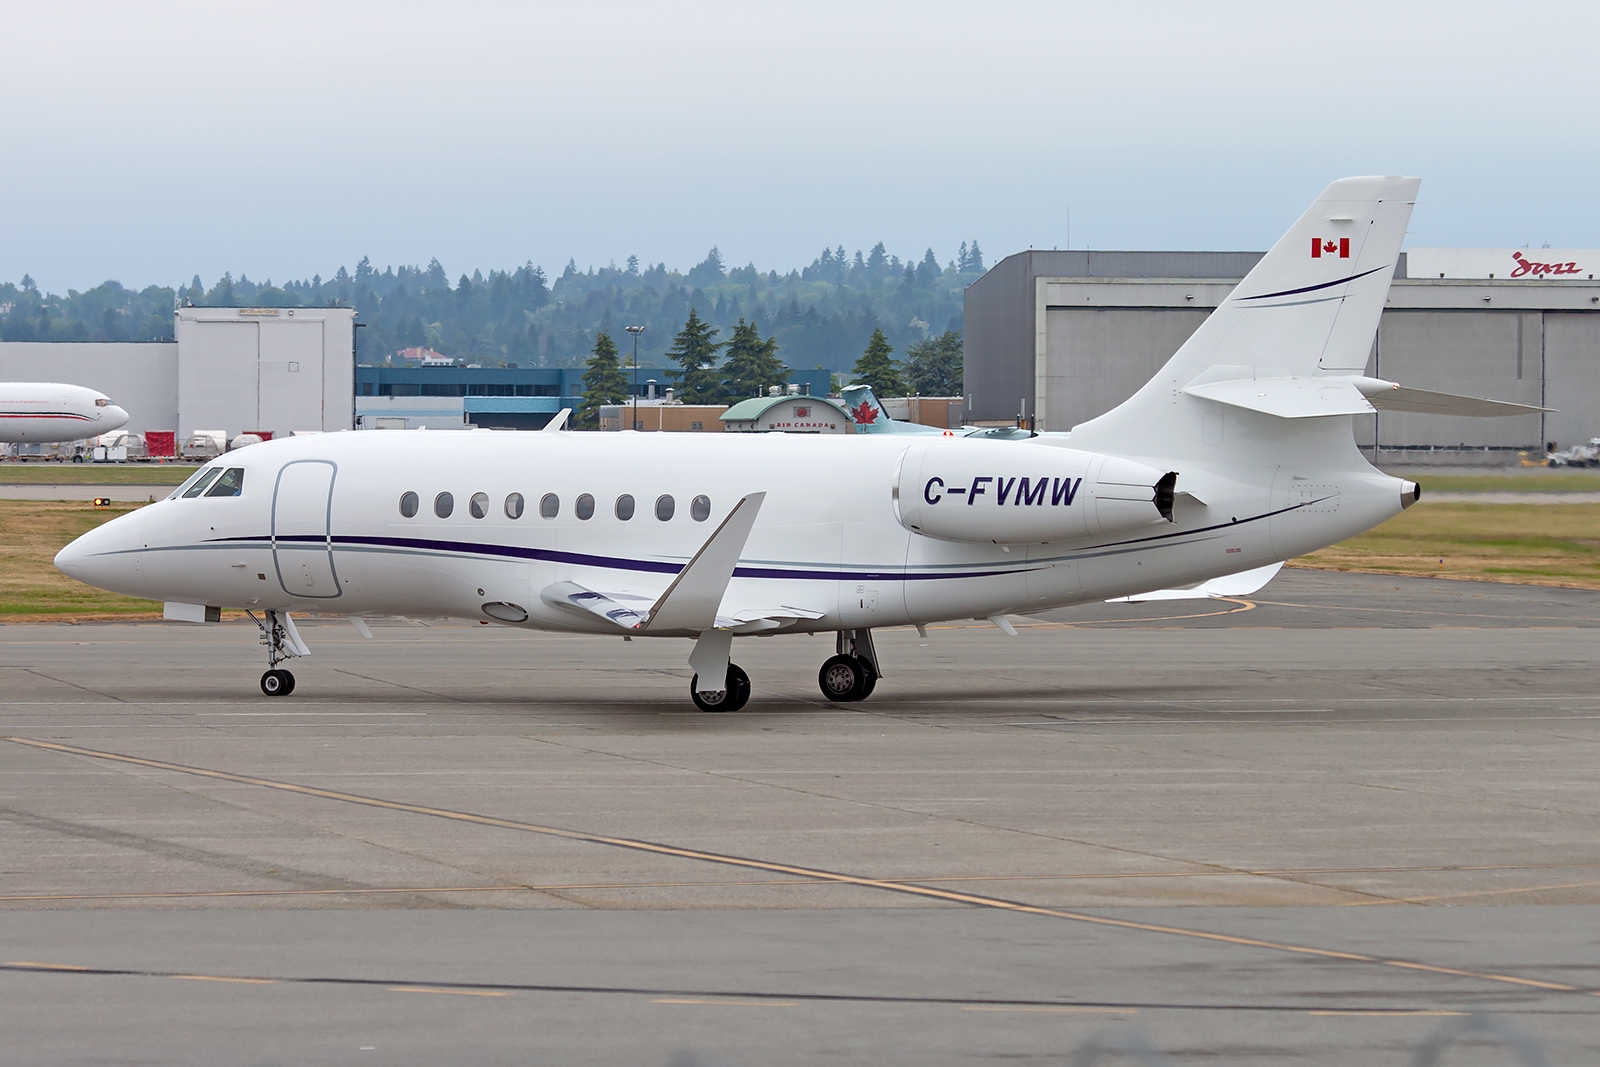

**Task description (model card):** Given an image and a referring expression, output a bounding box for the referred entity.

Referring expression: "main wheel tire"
[279,669,296,696]
[691,664,751,713]
[818,654,867,702]
[260,669,291,697]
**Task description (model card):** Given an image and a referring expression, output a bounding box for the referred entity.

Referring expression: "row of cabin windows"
[399,491,711,523]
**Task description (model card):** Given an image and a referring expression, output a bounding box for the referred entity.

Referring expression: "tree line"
[576,311,963,428]
[0,241,985,376]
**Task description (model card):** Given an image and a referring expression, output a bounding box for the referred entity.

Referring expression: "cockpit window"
[181,468,224,498]
[168,468,210,499]
[205,468,245,497]
[95,397,109,407]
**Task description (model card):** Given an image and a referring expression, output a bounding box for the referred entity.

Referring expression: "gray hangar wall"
[965,251,1600,456]
[0,307,356,440]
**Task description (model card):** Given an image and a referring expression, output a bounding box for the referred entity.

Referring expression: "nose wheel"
[260,669,296,697]
[691,663,751,712]
[248,609,308,697]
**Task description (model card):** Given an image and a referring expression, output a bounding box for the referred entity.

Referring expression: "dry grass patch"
[0,500,161,619]
[1293,503,1600,589]
[0,463,197,486]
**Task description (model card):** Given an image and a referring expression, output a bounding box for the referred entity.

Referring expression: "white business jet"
[54,177,1544,708]
[1,382,129,443]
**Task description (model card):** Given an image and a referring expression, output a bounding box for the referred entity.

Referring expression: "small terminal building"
[964,248,1600,462]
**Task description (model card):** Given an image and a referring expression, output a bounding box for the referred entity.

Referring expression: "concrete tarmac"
[2,569,1598,1064]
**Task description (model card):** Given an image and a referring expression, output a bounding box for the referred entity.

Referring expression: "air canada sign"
[1405,248,1597,281]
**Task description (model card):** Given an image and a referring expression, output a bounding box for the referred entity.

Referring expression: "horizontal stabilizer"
[1182,377,1374,419]
[1107,562,1283,603]
[1352,379,1552,417]
[1185,375,1553,420]
[641,492,766,633]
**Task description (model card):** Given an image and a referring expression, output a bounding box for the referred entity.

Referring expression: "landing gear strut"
[247,609,306,698]
[691,663,751,713]
[818,628,879,702]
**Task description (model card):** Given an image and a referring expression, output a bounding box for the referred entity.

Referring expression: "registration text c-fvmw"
[55,177,1545,708]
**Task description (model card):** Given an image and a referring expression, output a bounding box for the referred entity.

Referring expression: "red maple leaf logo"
[850,400,878,424]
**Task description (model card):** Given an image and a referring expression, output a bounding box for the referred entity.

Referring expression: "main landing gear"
[691,663,751,713]
[248,609,307,698]
[818,628,878,703]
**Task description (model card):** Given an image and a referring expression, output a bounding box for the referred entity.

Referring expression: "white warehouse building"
[0,306,356,442]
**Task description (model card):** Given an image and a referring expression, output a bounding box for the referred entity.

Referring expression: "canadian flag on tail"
[1312,237,1350,259]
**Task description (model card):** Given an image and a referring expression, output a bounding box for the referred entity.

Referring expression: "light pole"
[625,325,646,430]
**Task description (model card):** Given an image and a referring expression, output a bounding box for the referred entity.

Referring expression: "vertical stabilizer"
[1070,176,1418,452]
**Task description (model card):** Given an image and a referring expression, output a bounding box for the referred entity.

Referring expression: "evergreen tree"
[577,330,628,429]
[851,326,906,396]
[904,330,963,396]
[719,317,788,402]
[663,308,725,403]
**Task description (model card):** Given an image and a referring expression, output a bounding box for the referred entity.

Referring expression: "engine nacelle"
[894,439,1176,544]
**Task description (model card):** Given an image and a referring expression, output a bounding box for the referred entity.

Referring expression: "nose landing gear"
[818,628,879,703]
[247,609,309,698]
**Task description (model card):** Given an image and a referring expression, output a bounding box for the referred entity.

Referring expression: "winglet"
[640,492,766,633]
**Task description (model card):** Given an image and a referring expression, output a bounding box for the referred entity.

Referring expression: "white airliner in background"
[0,382,129,443]
[55,177,1544,708]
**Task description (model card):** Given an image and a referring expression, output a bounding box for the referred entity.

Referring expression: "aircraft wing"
[1106,562,1283,603]
[539,580,825,634]
[540,580,650,629]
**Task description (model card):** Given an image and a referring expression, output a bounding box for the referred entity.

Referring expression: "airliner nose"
[101,405,130,432]
[55,510,145,596]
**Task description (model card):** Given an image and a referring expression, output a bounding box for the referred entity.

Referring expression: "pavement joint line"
[1343,879,1600,907]
[12,863,1597,903]
[6,735,1596,1002]
[0,963,1551,1015]
[653,998,797,1007]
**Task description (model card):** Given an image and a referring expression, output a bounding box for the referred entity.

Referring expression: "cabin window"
[399,492,419,518]
[434,492,454,518]
[655,495,675,521]
[691,495,711,522]
[504,492,524,519]
[182,468,224,498]
[575,493,595,520]
[540,493,559,519]
[469,492,490,519]
[205,468,245,497]
[615,494,635,521]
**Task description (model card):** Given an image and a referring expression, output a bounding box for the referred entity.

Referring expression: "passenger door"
[273,460,342,599]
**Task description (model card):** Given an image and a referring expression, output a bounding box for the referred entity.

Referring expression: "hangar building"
[0,306,357,442]
[964,249,1600,461]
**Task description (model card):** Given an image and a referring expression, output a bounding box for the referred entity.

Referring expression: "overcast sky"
[4,0,1595,293]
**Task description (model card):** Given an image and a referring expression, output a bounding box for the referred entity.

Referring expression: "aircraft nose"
[55,510,145,596]
[101,406,130,431]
